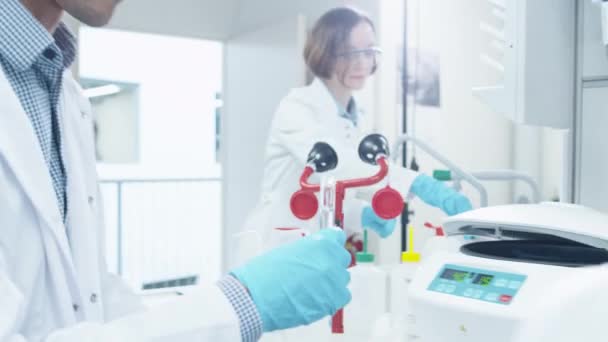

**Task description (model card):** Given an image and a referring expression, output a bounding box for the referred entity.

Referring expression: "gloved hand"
[230,228,352,332]
[361,206,397,238]
[410,174,473,216]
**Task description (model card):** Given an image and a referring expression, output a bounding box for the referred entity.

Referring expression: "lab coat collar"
[0,68,72,253]
[309,78,341,116]
[308,78,360,124]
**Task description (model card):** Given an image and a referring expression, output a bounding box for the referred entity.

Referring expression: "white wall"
[230,0,379,36]
[106,0,378,40]
[222,16,308,270]
[79,28,222,179]
[541,128,567,202]
[512,125,565,204]
[107,0,239,41]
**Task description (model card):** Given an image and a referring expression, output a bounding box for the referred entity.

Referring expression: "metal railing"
[99,177,222,289]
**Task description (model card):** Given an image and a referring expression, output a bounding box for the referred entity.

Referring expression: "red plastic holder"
[372,186,404,219]
[290,156,404,334]
[290,190,318,220]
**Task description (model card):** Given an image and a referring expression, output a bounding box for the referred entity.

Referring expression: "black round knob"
[358,134,390,165]
[307,142,338,172]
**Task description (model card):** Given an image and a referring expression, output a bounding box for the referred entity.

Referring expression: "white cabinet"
[582,0,608,78]
[473,0,576,129]
[577,85,608,213]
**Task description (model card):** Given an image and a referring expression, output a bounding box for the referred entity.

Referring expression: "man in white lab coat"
[0,0,351,341]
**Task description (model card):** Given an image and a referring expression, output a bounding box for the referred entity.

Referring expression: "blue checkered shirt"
[218,276,264,341]
[0,0,75,221]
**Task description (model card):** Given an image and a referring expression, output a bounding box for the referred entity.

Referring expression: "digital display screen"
[440,268,469,282]
[430,264,526,305]
[473,274,494,286]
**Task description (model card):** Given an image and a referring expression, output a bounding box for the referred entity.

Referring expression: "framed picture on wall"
[397,46,441,108]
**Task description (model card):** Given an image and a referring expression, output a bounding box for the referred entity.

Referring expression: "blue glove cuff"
[410,174,473,216]
[361,206,397,238]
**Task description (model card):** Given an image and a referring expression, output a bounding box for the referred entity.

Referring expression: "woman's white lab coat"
[0,69,241,341]
[241,79,419,250]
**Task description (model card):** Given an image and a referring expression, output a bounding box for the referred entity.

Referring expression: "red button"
[499,295,512,303]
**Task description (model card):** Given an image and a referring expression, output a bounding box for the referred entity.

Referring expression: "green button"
[356,252,375,263]
[433,170,452,181]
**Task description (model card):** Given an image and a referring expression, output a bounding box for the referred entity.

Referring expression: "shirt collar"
[316,78,358,113]
[0,0,76,71]
[54,23,77,69]
[338,98,357,117]
[331,89,358,126]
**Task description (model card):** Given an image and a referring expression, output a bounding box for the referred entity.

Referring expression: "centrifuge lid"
[443,202,608,250]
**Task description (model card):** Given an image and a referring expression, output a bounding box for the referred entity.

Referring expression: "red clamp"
[424,222,445,236]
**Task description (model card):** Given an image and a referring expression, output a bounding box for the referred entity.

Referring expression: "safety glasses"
[335,47,382,63]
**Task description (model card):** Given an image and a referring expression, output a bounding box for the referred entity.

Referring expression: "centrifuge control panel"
[427,264,527,305]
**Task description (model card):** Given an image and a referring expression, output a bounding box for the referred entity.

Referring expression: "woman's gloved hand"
[361,206,397,238]
[230,228,352,332]
[410,174,473,216]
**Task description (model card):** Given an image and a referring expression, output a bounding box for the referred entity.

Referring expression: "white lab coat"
[0,69,241,341]
[241,79,418,252]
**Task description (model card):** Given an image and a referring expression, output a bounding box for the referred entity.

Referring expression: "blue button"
[494,278,508,287]
[485,293,499,301]
[463,288,474,297]
[473,290,484,299]
[436,284,447,292]
[43,48,57,60]
[508,281,522,290]
[445,285,456,294]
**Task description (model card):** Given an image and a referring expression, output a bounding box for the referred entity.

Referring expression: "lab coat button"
[90,293,98,303]
[72,304,79,312]
[88,196,95,206]
[81,110,87,118]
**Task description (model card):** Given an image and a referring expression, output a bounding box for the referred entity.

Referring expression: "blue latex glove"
[361,206,397,238]
[410,174,473,216]
[230,228,352,332]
